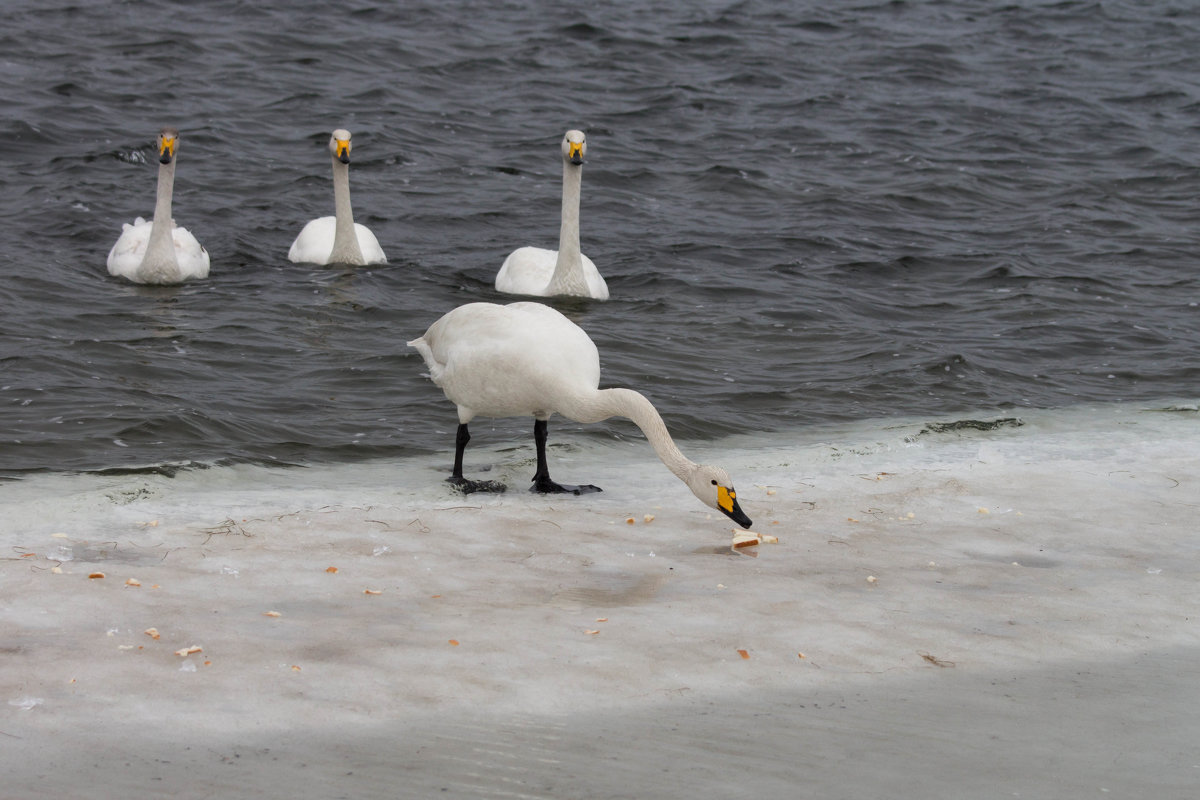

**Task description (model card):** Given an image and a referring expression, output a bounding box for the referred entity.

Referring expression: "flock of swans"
[106,127,752,530]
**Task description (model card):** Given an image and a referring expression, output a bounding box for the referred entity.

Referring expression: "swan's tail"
[407,336,445,383]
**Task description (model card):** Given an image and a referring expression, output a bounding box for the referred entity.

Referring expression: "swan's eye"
[711,479,717,485]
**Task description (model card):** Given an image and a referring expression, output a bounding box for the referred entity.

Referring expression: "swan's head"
[329,129,353,164]
[688,465,753,529]
[562,130,586,166]
[157,127,179,165]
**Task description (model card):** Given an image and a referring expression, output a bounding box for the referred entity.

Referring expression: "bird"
[107,127,210,284]
[288,128,387,265]
[494,130,609,300]
[407,301,752,528]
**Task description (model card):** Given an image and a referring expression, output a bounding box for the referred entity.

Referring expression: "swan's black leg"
[446,422,506,494]
[530,418,602,495]
[450,422,470,481]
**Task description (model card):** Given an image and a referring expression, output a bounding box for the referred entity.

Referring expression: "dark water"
[1,0,1198,475]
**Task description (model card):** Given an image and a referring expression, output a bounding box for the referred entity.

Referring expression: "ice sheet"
[2,404,1198,797]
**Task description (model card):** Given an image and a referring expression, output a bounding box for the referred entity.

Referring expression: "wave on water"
[0,0,1198,475]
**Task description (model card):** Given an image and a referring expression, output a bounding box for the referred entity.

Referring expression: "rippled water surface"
[1,0,1198,473]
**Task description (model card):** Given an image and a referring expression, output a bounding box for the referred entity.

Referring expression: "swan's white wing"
[108,217,208,282]
[106,217,152,278]
[288,216,337,264]
[496,248,607,299]
[171,225,210,279]
[354,223,387,265]
[412,302,601,421]
[577,253,608,300]
[495,247,557,296]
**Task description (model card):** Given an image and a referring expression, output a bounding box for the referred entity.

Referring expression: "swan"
[494,130,609,300]
[408,301,752,528]
[288,129,387,266]
[106,127,210,284]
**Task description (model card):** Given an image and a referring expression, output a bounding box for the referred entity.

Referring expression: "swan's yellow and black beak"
[567,140,584,165]
[718,486,753,529]
[158,133,177,165]
[335,137,352,164]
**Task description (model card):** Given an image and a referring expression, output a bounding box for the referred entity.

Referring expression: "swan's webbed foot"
[529,420,600,495]
[447,476,507,494]
[531,475,603,495]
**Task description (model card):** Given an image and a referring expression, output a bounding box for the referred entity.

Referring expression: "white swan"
[288,129,387,266]
[107,127,210,284]
[495,130,609,300]
[408,301,751,528]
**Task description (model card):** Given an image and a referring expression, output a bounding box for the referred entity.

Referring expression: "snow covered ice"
[2,403,1198,797]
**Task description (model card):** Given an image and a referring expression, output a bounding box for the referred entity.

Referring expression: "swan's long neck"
[329,157,365,265]
[546,161,588,296]
[141,158,181,280]
[562,387,696,484]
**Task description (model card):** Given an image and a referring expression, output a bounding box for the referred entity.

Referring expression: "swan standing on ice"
[288,129,387,265]
[408,302,752,528]
[494,130,609,300]
[107,127,210,284]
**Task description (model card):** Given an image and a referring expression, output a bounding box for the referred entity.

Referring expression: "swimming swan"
[408,301,751,528]
[494,130,609,300]
[107,127,210,284]
[288,129,387,265]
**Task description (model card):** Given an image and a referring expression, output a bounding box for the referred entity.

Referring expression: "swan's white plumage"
[497,247,607,298]
[495,130,608,300]
[106,128,210,284]
[287,217,386,265]
[288,128,386,266]
[408,302,751,526]
[107,217,210,282]
[410,301,601,423]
